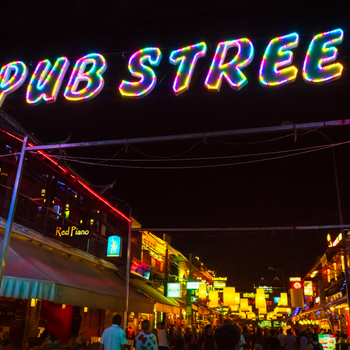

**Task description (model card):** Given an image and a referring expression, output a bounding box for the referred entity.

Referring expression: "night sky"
[2,0,350,290]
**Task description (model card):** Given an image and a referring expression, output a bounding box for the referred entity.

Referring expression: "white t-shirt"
[100,324,127,350]
[157,329,168,347]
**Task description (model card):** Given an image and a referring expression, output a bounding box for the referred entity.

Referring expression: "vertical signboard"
[107,235,122,257]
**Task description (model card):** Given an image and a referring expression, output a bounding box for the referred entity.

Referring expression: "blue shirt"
[100,324,127,350]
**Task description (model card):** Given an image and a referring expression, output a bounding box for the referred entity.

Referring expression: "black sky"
[2,0,350,289]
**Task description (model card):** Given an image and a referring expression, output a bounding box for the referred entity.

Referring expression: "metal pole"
[123,219,132,331]
[131,224,350,232]
[0,135,28,287]
[25,119,350,151]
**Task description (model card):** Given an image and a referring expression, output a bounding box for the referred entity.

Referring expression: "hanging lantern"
[199,283,207,299]
[240,298,249,311]
[223,287,236,306]
[255,289,266,309]
[231,305,239,312]
[259,308,267,314]
[209,291,219,307]
[240,311,246,319]
[233,293,240,306]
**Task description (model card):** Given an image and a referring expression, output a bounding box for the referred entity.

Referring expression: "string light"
[26,57,70,104]
[205,38,254,91]
[259,33,299,86]
[119,47,162,98]
[303,29,344,84]
[169,42,207,96]
[64,53,107,101]
[0,61,28,107]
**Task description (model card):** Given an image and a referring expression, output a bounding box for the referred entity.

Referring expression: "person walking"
[201,325,215,350]
[184,329,191,350]
[284,330,296,350]
[254,328,264,350]
[242,327,252,350]
[277,329,285,350]
[99,315,126,350]
[157,322,168,350]
[299,332,309,350]
[135,320,158,350]
[214,324,241,350]
[174,328,184,350]
[267,330,280,350]
[190,327,199,350]
[309,334,323,350]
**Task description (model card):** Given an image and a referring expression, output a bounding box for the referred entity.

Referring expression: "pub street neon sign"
[0,29,343,107]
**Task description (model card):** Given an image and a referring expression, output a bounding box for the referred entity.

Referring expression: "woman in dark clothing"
[201,325,215,350]
[174,328,185,350]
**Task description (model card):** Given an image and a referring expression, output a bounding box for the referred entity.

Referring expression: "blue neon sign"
[107,235,121,257]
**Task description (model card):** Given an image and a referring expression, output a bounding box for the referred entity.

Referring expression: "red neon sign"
[291,281,302,289]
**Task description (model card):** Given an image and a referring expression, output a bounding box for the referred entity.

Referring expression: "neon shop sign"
[0,28,343,107]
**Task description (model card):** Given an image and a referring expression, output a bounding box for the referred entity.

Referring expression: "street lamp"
[268,267,286,293]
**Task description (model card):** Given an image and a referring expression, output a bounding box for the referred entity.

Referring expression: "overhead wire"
[32,139,350,169]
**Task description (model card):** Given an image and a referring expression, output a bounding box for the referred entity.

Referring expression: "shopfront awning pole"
[0,135,28,288]
[124,219,132,330]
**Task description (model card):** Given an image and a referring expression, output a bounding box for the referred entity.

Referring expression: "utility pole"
[0,136,28,286]
[186,254,193,326]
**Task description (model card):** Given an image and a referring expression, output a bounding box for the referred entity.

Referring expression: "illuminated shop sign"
[167,283,182,298]
[55,225,90,237]
[0,29,343,106]
[212,277,227,281]
[291,281,303,289]
[187,282,201,289]
[304,281,313,296]
[107,235,122,257]
[258,286,273,293]
[327,233,342,247]
[243,293,255,298]
[131,258,151,279]
[289,277,301,282]
[213,281,226,289]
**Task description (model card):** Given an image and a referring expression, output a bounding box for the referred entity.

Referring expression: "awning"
[0,234,154,313]
[130,278,180,314]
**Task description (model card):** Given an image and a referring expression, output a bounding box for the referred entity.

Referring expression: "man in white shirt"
[157,322,168,350]
[99,314,127,350]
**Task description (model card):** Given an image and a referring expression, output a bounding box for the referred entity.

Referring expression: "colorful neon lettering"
[259,33,299,86]
[119,48,162,98]
[0,61,28,107]
[64,53,107,101]
[303,29,344,84]
[26,57,70,105]
[169,42,207,96]
[204,39,254,91]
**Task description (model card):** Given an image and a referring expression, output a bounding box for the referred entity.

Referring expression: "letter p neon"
[0,61,28,107]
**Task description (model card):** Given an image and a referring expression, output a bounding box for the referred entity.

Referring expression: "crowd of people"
[100,315,350,350]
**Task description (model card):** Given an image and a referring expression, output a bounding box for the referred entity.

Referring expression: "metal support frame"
[0,135,28,287]
[131,224,350,232]
[124,220,131,331]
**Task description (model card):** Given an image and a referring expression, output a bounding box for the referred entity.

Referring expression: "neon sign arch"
[0,28,344,107]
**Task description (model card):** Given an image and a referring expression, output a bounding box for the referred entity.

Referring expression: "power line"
[31,139,350,169]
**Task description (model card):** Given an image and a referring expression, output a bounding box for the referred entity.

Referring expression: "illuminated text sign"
[55,225,90,238]
[0,29,343,106]
[304,281,313,296]
[167,283,182,298]
[187,282,200,289]
[327,233,342,247]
